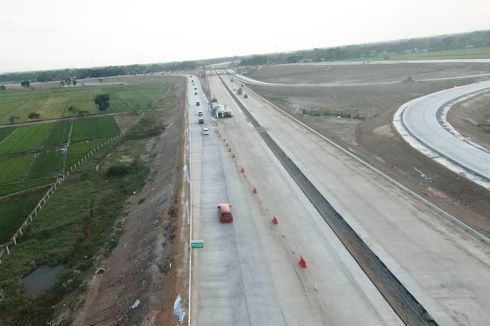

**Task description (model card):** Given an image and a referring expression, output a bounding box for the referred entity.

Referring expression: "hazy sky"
[1,0,489,72]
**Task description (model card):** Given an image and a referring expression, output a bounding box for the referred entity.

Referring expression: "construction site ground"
[448,91,490,151]
[245,63,490,237]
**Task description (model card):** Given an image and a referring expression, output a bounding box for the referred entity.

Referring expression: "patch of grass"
[43,121,71,147]
[0,155,35,184]
[0,82,170,125]
[26,150,64,180]
[71,116,120,142]
[0,190,46,243]
[302,109,365,119]
[0,128,15,142]
[0,121,71,156]
[125,112,165,139]
[66,139,107,168]
[0,124,53,155]
[0,135,150,325]
[372,46,490,61]
[0,179,52,197]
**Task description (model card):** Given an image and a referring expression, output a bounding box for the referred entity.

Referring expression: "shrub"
[28,112,41,119]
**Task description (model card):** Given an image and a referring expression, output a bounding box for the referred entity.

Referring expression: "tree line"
[240,29,490,65]
[0,61,198,84]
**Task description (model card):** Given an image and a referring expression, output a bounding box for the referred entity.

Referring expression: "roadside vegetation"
[238,30,490,65]
[371,46,490,61]
[0,108,168,325]
[0,78,174,250]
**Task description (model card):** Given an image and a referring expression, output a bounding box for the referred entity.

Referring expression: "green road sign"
[191,240,204,249]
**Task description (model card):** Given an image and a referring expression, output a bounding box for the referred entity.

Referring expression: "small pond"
[22,264,64,297]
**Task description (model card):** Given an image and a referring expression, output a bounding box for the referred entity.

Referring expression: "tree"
[72,79,77,86]
[94,94,110,111]
[0,85,5,91]
[20,80,30,88]
[287,55,301,63]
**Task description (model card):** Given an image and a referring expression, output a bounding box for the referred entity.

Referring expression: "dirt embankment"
[249,76,490,236]
[447,91,490,151]
[71,76,187,326]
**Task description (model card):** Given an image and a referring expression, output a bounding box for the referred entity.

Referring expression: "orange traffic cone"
[252,186,257,193]
[272,216,279,225]
[240,168,245,173]
[299,256,307,268]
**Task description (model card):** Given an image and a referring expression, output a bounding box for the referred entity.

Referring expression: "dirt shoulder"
[249,77,490,237]
[70,76,186,326]
[447,91,490,151]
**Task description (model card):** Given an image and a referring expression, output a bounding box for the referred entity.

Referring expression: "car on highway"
[198,111,203,116]
[196,101,200,106]
[202,127,209,135]
[198,118,204,124]
[217,203,233,223]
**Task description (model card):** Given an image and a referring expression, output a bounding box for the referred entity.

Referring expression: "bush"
[105,164,134,177]
[28,112,41,119]
[126,115,165,140]
[105,161,144,177]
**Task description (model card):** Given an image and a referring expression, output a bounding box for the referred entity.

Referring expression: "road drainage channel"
[219,76,437,326]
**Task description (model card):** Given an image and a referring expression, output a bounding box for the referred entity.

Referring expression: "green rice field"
[0,83,170,125]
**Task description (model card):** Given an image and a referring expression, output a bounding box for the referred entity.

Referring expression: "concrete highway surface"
[394,80,490,190]
[215,74,490,325]
[188,76,403,325]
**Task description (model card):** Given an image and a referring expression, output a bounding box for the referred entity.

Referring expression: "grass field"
[0,127,15,142]
[0,190,46,243]
[0,82,170,125]
[0,154,34,184]
[0,179,51,196]
[0,116,121,197]
[66,139,107,168]
[0,75,183,325]
[26,150,65,180]
[0,120,152,325]
[0,124,53,155]
[374,46,490,61]
[71,116,120,141]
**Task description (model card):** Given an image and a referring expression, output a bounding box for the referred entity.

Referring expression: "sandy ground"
[448,91,490,151]
[247,62,490,84]
[67,77,186,326]
[248,72,490,236]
